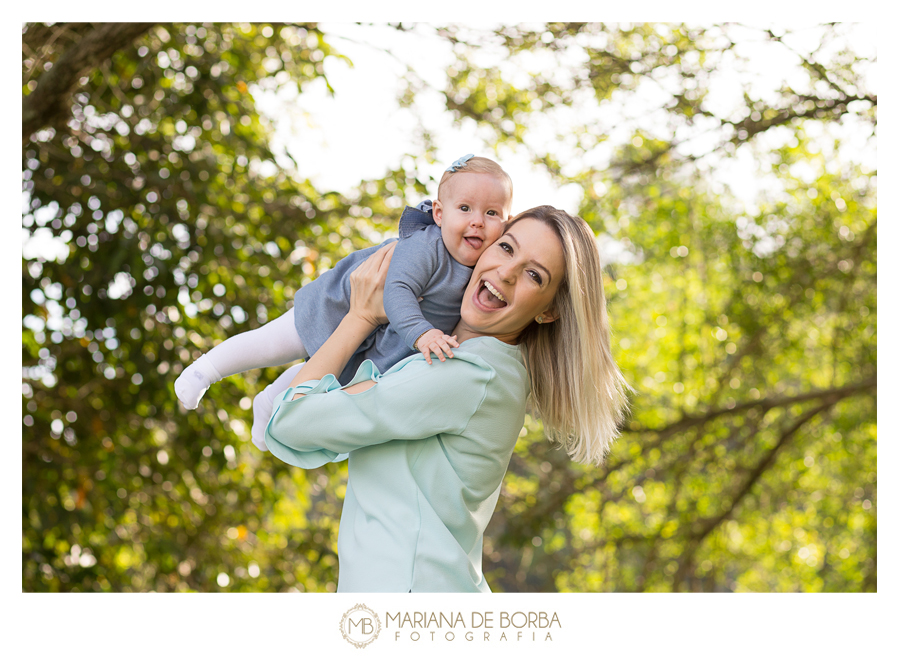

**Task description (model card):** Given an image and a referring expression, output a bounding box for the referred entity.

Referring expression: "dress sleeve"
[263,355,492,469]
[382,231,440,349]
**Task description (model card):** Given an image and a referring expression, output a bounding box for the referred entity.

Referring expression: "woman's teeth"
[476,280,507,309]
[484,281,506,303]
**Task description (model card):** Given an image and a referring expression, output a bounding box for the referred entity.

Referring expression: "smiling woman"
[262,205,630,592]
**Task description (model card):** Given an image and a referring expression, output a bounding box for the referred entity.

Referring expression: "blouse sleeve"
[263,354,493,469]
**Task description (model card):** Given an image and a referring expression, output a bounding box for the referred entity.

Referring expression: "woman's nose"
[496,263,516,282]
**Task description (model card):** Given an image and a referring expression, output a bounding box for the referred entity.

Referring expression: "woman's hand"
[287,242,397,395]
[348,242,396,328]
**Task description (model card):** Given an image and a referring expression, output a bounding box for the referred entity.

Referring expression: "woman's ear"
[432,200,443,227]
[537,307,560,324]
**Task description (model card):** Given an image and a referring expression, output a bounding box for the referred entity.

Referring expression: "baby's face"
[433,173,512,267]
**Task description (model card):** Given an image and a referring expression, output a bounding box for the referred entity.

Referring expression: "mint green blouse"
[264,336,529,593]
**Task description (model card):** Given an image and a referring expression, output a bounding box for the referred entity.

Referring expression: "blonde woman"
[262,206,629,592]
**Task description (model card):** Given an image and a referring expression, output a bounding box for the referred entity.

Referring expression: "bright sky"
[253,22,876,216]
[23,22,876,263]
[254,23,586,215]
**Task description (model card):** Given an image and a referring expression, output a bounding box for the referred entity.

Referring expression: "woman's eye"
[499,241,513,254]
[528,270,543,285]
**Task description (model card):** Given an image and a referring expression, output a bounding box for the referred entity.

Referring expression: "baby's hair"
[436,156,513,208]
[513,205,631,466]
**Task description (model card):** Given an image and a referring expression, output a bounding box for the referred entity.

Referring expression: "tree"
[22,22,875,592]
[431,22,876,591]
[22,22,423,592]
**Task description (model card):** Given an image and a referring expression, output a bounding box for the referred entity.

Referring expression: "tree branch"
[688,397,836,543]
[630,375,876,436]
[23,22,156,143]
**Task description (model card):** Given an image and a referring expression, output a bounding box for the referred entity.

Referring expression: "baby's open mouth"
[477,280,508,309]
[464,236,483,250]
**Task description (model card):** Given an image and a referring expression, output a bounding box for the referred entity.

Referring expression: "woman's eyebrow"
[505,231,552,283]
[531,260,552,283]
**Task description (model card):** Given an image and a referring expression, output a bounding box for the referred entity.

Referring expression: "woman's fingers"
[353,242,394,279]
[360,241,395,278]
[376,241,396,273]
[348,242,396,325]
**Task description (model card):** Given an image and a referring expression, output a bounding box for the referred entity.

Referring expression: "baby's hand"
[415,329,459,365]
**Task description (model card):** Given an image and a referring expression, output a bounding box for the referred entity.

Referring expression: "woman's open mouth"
[476,279,508,309]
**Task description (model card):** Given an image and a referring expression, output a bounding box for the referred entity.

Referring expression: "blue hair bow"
[445,153,474,173]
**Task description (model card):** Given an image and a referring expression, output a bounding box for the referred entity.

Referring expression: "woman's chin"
[462,302,496,330]
[463,307,515,340]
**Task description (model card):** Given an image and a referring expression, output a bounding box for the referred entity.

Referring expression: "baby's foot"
[174,356,221,409]
[250,386,274,451]
[250,363,304,451]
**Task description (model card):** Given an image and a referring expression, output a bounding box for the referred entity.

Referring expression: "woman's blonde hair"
[513,206,631,466]
[436,156,513,208]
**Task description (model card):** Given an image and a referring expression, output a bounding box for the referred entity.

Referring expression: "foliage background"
[21,22,876,592]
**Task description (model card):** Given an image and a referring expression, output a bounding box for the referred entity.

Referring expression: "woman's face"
[459,216,566,344]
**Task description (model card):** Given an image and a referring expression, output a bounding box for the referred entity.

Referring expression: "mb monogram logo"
[340,604,382,648]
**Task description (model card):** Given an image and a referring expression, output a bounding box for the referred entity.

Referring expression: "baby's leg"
[250,362,305,451]
[175,311,307,409]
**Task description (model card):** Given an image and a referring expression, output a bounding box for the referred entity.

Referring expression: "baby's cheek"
[486,222,505,244]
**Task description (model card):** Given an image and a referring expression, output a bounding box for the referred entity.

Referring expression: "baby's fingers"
[435,338,454,361]
[426,342,446,363]
[439,335,457,357]
[421,342,446,363]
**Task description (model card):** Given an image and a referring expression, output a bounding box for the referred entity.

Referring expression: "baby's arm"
[382,232,457,365]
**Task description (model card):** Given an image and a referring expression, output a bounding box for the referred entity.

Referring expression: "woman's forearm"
[289,313,377,394]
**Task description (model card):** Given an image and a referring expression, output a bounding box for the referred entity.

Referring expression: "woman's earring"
[536,316,543,324]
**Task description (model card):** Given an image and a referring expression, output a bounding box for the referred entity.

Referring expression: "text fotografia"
[387,611,561,642]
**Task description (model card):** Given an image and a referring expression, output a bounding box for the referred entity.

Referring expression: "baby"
[175,155,513,443]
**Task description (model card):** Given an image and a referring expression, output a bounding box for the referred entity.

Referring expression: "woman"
[263,206,629,592]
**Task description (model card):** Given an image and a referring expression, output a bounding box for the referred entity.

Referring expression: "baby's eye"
[460,204,470,212]
[487,210,497,216]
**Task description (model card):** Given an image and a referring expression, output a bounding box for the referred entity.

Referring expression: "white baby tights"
[174,310,307,409]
